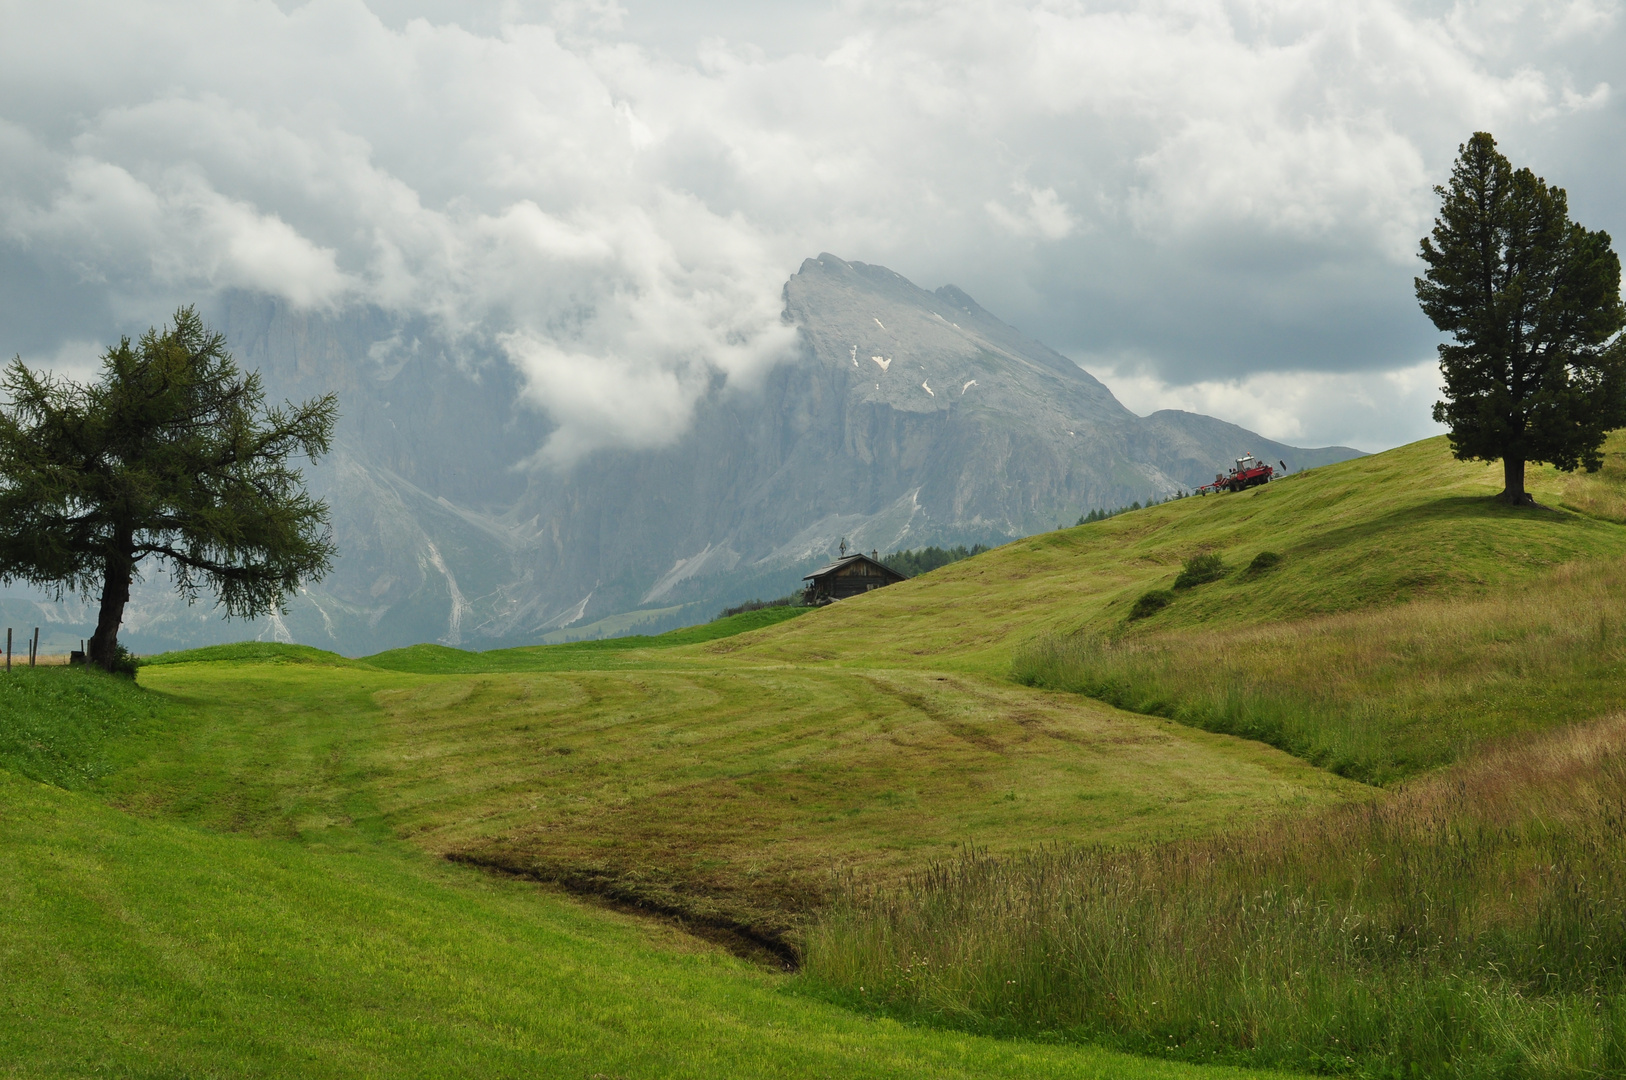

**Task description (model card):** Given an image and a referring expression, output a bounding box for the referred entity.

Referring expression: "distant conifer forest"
[880,544,989,577]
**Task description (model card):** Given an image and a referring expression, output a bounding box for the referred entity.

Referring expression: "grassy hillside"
[2,651,1308,1078]
[789,433,1626,1077]
[719,435,1626,673]
[2,766,1307,1079]
[9,433,1626,1076]
[109,435,1626,949]
[362,604,811,673]
[1003,431,1626,784]
[0,665,174,788]
[1015,555,1626,783]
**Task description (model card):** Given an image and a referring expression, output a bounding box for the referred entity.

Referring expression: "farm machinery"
[1196,453,1280,495]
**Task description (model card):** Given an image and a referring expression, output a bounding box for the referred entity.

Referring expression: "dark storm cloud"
[1,0,1621,451]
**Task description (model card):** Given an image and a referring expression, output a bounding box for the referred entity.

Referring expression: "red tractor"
[1197,453,1275,495]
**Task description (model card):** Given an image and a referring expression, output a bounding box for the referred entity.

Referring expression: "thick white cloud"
[17,156,353,309]
[0,0,1620,454]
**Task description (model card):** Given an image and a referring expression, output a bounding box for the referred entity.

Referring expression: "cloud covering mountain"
[3,0,1622,454]
[3,255,1361,655]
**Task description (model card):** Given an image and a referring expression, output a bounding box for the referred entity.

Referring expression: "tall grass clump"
[1015,557,1626,783]
[1172,553,1226,589]
[1246,551,1282,575]
[804,719,1626,1077]
[1128,590,1173,620]
[1558,436,1626,523]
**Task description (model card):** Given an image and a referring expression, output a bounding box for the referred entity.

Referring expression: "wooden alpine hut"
[802,551,907,604]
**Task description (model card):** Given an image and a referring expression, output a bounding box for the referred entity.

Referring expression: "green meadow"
[7,765,1316,1080]
[6,433,1626,1076]
[0,662,1306,1079]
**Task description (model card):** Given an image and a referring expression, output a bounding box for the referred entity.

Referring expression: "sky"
[1,0,1622,456]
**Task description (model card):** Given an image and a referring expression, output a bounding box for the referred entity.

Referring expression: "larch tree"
[0,307,336,672]
[1417,132,1626,504]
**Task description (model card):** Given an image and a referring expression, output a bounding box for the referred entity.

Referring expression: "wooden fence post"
[5,628,9,673]
[31,627,39,667]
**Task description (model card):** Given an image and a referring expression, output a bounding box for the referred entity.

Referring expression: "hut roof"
[803,553,908,583]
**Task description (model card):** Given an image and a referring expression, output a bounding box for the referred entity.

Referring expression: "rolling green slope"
[109,435,1626,951]
[717,435,1626,673]
[1,768,1307,1080]
[805,716,1626,1077]
[1015,554,1626,782]
[2,655,1308,1079]
[0,665,174,789]
[122,650,1351,953]
[1002,431,1626,784]
[361,604,810,673]
[9,433,1626,1077]
[171,434,1621,691]
[780,434,1626,1076]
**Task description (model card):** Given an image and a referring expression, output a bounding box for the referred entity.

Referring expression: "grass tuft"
[1172,553,1226,590]
[1129,590,1174,620]
[1246,551,1282,575]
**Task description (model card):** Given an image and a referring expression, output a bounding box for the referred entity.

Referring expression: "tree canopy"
[1417,132,1626,504]
[0,307,337,671]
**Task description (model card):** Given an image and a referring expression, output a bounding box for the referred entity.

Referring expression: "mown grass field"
[1,661,1314,1079]
[119,639,1349,953]
[6,433,1626,1076]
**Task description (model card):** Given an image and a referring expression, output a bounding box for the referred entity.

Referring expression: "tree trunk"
[88,541,133,673]
[1500,456,1533,505]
